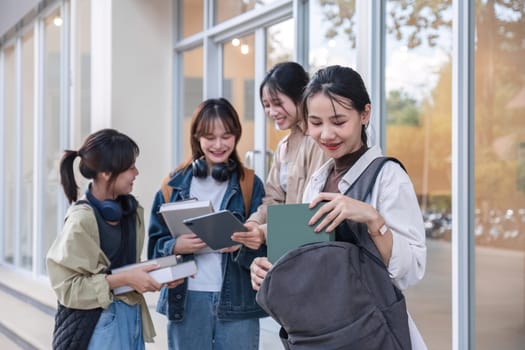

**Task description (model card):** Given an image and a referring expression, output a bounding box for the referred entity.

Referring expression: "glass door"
[223,18,295,179]
[222,33,256,167]
[264,19,294,176]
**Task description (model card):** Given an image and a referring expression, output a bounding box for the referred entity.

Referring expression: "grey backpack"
[256,157,412,350]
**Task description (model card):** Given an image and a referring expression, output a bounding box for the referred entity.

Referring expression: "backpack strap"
[345,156,405,202]
[161,171,175,203]
[342,156,406,263]
[240,167,254,218]
[160,166,255,218]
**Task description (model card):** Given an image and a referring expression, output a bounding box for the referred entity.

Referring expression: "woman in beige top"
[232,62,326,256]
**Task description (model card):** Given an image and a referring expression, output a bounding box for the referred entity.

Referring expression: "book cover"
[267,203,335,263]
[159,198,214,236]
[183,210,247,250]
[112,255,197,295]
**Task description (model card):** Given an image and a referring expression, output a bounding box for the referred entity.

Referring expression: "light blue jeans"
[167,290,260,350]
[88,300,144,350]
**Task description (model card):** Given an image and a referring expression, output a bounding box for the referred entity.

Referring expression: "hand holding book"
[107,263,163,295]
[267,203,334,263]
[173,233,209,255]
[110,255,198,295]
[231,221,266,250]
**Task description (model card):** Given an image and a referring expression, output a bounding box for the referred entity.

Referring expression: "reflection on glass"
[41,9,62,274]
[181,46,203,161]
[223,34,255,161]
[265,19,295,172]
[385,1,453,348]
[266,18,294,69]
[474,1,525,349]
[214,0,278,24]
[309,0,357,72]
[3,45,16,264]
[21,32,35,269]
[180,0,203,38]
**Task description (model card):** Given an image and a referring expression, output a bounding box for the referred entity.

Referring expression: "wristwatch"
[369,223,388,236]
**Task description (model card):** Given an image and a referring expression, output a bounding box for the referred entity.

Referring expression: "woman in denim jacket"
[148,98,267,350]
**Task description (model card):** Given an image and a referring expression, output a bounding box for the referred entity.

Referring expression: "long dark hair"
[302,65,371,145]
[260,61,309,105]
[184,98,245,179]
[59,128,140,203]
[260,61,309,130]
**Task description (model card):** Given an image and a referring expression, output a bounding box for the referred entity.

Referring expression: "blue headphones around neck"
[191,158,237,182]
[85,188,123,222]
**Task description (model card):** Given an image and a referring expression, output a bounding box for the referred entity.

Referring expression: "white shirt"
[302,145,428,349]
[187,176,228,292]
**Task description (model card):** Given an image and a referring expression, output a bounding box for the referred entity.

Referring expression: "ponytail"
[59,129,140,204]
[60,150,79,204]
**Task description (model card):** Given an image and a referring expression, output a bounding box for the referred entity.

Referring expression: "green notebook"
[267,203,335,263]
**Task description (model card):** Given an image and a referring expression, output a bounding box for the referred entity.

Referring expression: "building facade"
[1,0,524,349]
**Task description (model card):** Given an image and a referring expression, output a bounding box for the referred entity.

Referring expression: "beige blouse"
[248,125,327,235]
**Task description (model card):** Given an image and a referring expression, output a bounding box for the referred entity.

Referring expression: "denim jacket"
[148,167,268,321]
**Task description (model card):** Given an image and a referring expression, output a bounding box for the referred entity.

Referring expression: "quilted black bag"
[52,303,103,350]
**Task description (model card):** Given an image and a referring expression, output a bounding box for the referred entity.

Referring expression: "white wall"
[91,0,173,237]
[113,0,174,219]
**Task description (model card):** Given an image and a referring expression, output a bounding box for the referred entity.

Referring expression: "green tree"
[385,90,420,126]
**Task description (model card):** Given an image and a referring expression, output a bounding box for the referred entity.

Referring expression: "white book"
[159,198,214,236]
[111,255,197,295]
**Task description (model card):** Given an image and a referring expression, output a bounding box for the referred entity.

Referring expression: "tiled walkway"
[0,265,283,350]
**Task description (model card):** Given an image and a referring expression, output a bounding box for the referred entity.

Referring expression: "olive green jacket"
[46,200,156,342]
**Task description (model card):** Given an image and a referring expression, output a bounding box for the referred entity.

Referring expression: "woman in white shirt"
[251,65,427,349]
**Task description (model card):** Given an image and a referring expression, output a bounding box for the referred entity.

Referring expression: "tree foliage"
[318,0,452,48]
[386,90,420,126]
[317,0,525,213]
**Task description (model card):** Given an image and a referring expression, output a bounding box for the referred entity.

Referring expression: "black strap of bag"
[342,156,405,264]
[52,199,136,350]
[341,156,412,350]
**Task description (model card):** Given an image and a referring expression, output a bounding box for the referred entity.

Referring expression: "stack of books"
[111,255,197,295]
[159,198,214,236]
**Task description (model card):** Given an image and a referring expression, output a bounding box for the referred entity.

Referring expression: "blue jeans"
[88,300,144,350]
[167,290,260,350]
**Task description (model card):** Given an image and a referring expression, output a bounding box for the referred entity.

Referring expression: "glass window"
[385,1,453,348]
[3,45,16,264]
[21,32,35,269]
[214,0,278,25]
[265,19,294,170]
[179,0,203,38]
[41,9,62,273]
[72,0,91,144]
[181,46,203,161]
[308,0,357,72]
[474,1,525,349]
[223,33,255,162]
